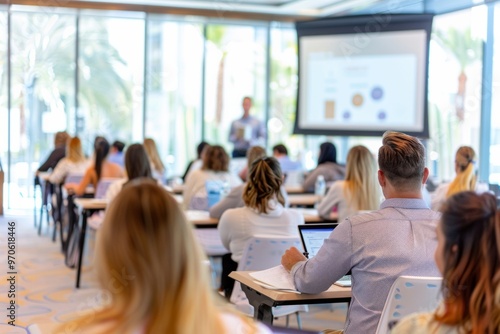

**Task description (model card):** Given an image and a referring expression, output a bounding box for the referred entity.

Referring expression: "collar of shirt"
[380,198,429,210]
[248,198,284,217]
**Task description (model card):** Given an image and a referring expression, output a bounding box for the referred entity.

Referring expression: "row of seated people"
[53,131,499,333]
[37,130,495,333]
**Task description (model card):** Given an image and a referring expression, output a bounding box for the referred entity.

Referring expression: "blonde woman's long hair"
[446,146,476,198]
[66,136,86,163]
[143,138,166,174]
[344,145,380,211]
[66,180,243,333]
[243,157,285,214]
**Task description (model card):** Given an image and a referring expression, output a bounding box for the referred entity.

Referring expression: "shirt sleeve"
[317,181,343,218]
[48,159,69,184]
[228,120,237,144]
[302,168,320,193]
[218,210,234,251]
[291,218,353,293]
[209,186,243,219]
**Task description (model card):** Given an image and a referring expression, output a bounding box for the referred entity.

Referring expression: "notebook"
[297,224,352,287]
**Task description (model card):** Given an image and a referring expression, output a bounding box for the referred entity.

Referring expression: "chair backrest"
[95,178,123,199]
[64,173,84,185]
[237,236,303,272]
[375,275,443,334]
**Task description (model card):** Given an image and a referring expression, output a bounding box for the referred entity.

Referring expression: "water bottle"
[314,175,326,197]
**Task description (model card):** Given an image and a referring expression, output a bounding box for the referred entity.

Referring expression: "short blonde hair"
[243,157,285,214]
[378,131,425,191]
[54,131,70,147]
[246,146,266,169]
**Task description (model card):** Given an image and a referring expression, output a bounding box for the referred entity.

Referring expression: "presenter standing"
[228,96,266,158]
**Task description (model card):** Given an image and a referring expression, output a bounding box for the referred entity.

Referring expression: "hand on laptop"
[281,247,307,272]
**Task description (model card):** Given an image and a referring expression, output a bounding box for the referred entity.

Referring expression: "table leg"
[76,209,88,289]
[256,304,274,325]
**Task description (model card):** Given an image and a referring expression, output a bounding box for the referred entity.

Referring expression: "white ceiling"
[77,0,392,18]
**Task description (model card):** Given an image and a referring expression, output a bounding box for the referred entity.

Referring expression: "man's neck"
[384,190,423,199]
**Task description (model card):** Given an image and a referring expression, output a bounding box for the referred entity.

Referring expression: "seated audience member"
[105,143,155,202]
[393,191,500,334]
[182,141,209,182]
[272,144,302,173]
[183,145,242,210]
[281,131,440,334]
[302,142,345,193]
[209,146,290,219]
[36,131,70,174]
[431,146,476,211]
[48,136,89,185]
[317,145,381,221]
[107,140,126,168]
[143,137,166,184]
[218,157,304,298]
[62,180,270,333]
[65,138,124,196]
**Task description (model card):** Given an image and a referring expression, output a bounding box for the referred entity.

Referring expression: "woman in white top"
[61,180,270,334]
[48,136,88,185]
[317,145,381,221]
[183,145,242,210]
[431,146,476,211]
[218,157,304,263]
[392,191,500,334]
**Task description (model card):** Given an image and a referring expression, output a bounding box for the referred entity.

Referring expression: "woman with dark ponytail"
[217,157,304,297]
[65,137,124,196]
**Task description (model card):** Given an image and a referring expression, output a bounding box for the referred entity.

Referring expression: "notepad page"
[249,265,297,291]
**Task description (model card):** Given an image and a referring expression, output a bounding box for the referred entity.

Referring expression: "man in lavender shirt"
[281,131,440,334]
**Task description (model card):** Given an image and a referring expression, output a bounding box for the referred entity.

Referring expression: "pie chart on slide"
[352,94,363,107]
[371,86,384,100]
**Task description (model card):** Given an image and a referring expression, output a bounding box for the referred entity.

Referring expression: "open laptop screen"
[298,224,337,258]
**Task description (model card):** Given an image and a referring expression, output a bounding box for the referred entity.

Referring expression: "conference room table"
[72,198,336,288]
[229,271,351,325]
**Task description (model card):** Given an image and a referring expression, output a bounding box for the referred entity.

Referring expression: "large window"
[145,19,203,178]
[10,10,76,208]
[268,25,302,160]
[427,7,485,182]
[204,24,268,154]
[78,14,145,154]
[490,4,500,184]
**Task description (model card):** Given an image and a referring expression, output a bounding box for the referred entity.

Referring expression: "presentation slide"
[295,19,432,137]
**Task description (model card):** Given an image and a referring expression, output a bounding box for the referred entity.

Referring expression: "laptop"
[297,224,352,287]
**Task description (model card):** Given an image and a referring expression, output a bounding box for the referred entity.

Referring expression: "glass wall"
[490,4,500,184]
[203,24,268,154]
[0,10,7,206]
[78,14,145,155]
[427,7,485,183]
[145,19,203,178]
[268,25,302,160]
[1,3,499,209]
[10,10,76,208]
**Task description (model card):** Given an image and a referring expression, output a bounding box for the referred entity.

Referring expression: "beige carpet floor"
[0,210,347,333]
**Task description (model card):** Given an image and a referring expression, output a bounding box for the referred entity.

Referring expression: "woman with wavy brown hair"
[217,157,303,297]
[183,145,242,210]
[393,191,500,334]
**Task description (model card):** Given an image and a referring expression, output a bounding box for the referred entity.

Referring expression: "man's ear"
[422,167,430,185]
[378,170,385,187]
